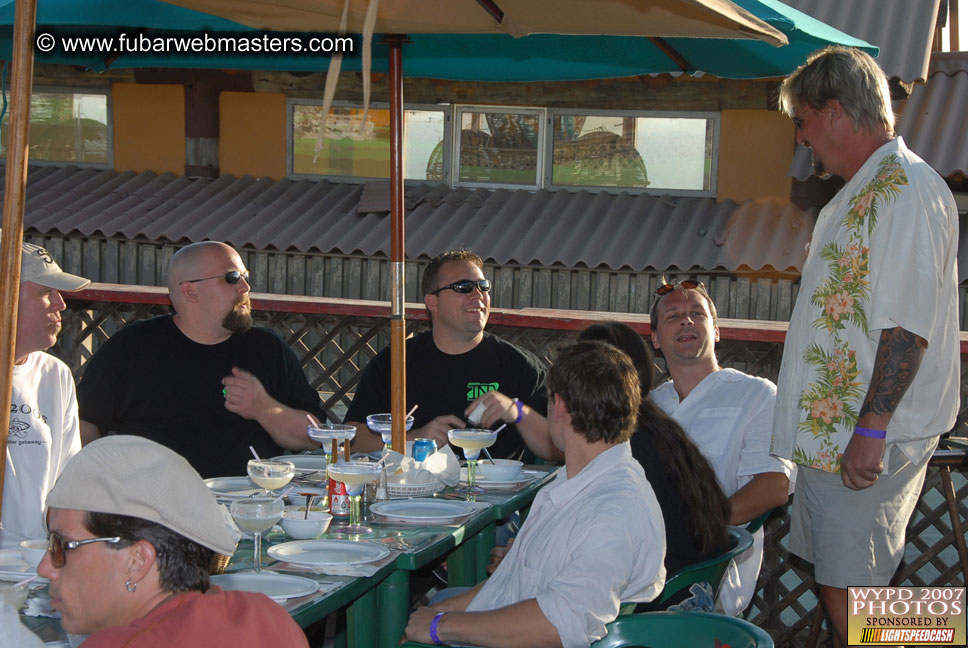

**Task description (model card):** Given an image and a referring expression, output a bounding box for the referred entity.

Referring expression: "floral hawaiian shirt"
[772,138,959,473]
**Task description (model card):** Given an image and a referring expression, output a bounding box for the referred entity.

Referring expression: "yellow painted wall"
[112,83,184,174]
[220,92,286,180]
[717,109,795,205]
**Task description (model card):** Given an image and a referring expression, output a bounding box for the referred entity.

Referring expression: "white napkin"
[390,446,460,487]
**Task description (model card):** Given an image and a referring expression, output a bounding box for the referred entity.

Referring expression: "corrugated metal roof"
[897,52,968,178]
[785,0,940,83]
[4,165,815,273]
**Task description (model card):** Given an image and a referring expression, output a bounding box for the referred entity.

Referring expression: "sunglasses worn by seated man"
[46,532,122,568]
[428,278,491,295]
[181,270,250,285]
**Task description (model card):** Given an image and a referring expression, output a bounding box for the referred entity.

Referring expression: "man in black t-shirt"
[78,241,322,477]
[344,250,559,461]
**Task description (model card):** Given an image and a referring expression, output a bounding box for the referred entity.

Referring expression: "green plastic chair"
[625,525,754,613]
[590,611,774,648]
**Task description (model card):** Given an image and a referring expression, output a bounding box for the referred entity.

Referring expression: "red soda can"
[329,477,350,517]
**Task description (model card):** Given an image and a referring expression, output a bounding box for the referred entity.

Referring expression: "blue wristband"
[855,426,886,439]
[429,612,446,645]
[512,398,524,424]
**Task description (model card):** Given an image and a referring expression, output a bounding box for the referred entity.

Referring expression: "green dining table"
[16,465,560,648]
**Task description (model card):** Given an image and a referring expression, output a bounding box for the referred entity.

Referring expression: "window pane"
[458,111,539,186]
[553,114,714,191]
[292,105,443,180]
[1,92,109,164]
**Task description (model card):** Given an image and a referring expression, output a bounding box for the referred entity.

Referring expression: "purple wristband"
[855,426,886,439]
[512,398,524,424]
[429,612,446,645]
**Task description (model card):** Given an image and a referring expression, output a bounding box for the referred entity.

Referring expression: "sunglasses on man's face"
[429,279,491,295]
[46,532,122,568]
[654,279,703,296]
[182,270,250,286]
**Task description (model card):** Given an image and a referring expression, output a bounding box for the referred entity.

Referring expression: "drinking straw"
[406,404,419,418]
[493,423,507,434]
[249,446,261,460]
[306,413,319,426]
[13,574,38,588]
[272,486,294,504]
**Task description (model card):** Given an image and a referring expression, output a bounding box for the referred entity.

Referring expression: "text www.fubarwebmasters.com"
[35,31,355,56]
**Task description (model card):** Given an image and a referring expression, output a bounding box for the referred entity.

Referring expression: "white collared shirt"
[467,443,665,648]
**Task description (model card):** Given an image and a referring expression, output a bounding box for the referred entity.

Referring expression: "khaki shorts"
[788,445,931,588]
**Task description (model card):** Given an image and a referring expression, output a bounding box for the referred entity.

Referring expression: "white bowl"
[19,539,47,570]
[281,508,333,539]
[481,459,524,482]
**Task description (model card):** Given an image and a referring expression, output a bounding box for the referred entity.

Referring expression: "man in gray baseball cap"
[3,234,90,541]
[37,435,309,646]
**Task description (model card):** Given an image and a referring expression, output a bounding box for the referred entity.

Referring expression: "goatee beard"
[222,299,252,334]
[812,151,832,181]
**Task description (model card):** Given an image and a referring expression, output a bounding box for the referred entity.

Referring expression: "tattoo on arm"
[858,327,927,418]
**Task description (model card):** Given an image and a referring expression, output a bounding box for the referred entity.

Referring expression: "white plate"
[460,468,539,489]
[267,539,390,568]
[0,548,46,583]
[205,476,269,499]
[211,573,319,602]
[369,499,476,523]
[271,455,329,477]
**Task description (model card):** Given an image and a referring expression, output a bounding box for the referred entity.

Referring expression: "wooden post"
[386,35,408,455]
[0,0,37,521]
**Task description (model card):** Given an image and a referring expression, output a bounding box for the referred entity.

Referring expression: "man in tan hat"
[37,435,308,647]
[4,237,90,541]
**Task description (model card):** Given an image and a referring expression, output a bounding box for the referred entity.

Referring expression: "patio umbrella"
[0,0,875,456]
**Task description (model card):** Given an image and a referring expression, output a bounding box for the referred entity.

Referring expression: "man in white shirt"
[773,47,959,646]
[650,279,794,615]
[403,340,665,648]
[3,237,89,540]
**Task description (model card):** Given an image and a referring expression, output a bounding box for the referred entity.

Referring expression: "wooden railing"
[57,284,968,647]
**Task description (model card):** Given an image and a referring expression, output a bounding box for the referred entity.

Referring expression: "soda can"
[329,477,350,517]
[412,438,438,462]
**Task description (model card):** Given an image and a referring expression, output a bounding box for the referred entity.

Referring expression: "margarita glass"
[246,459,295,495]
[230,496,284,572]
[365,413,415,451]
[306,423,357,473]
[327,461,383,535]
[448,428,498,498]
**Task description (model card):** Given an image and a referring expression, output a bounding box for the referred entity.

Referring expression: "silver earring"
[125,580,137,593]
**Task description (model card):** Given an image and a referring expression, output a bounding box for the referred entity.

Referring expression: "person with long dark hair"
[578,323,731,601]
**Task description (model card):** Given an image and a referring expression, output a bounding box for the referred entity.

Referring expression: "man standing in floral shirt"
[773,46,959,646]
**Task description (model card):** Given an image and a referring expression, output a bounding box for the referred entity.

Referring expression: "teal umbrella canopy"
[0,0,875,79]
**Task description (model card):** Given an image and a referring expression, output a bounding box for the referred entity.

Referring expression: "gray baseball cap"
[47,436,240,556]
[20,241,90,291]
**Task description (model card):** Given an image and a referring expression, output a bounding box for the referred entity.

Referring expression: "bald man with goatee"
[78,241,322,477]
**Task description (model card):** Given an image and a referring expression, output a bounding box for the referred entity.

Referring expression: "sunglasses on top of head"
[654,279,703,297]
[429,279,491,295]
[181,270,250,286]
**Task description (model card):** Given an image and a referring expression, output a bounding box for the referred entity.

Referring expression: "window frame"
[545,107,720,197]
[451,104,547,191]
[1,86,113,169]
[286,97,450,183]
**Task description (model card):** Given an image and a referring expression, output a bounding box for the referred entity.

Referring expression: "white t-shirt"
[652,369,795,615]
[772,137,959,473]
[467,443,665,648]
[3,352,81,540]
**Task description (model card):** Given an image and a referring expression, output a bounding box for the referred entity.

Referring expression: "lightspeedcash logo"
[848,587,966,645]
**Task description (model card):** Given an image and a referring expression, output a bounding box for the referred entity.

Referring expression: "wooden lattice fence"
[56,291,968,647]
